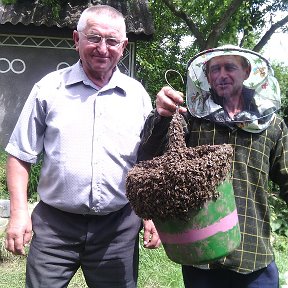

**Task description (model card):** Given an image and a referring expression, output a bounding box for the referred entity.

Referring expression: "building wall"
[0,32,135,148]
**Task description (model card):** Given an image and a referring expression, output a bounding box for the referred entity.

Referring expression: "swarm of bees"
[126,112,233,220]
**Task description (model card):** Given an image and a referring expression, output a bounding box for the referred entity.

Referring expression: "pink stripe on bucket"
[158,209,238,244]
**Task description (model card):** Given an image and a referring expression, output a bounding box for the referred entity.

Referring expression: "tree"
[272,62,288,124]
[136,0,288,107]
[159,0,288,51]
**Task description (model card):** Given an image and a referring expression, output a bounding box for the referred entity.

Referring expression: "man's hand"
[5,155,32,255]
[156,86,187,117]
[5,209,32,255]
[142,219,161,249]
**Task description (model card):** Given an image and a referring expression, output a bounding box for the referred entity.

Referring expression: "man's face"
[206,55,251,99]
[73,14,128,82]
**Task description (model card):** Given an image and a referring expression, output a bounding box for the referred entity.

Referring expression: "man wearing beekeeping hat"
[138,45,288,288]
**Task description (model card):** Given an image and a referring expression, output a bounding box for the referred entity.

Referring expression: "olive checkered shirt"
[138,110,288,273]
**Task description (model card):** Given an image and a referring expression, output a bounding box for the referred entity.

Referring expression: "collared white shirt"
[6,61,152,215]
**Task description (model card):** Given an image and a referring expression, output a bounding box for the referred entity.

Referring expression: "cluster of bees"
[126,112,233,221]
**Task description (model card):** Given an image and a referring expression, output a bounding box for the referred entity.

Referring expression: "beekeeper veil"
[186,45,281,133]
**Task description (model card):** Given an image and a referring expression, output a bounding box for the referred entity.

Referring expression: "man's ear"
[122,38,128,50]
[73,30,80,52]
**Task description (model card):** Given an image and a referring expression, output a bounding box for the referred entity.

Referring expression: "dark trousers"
[26,201,142,288]
[182,262,279,288]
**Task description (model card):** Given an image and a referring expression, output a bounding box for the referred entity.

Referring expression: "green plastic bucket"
[154,180,241,265]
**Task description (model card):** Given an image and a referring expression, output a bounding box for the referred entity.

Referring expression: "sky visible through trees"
[263,32,288,65]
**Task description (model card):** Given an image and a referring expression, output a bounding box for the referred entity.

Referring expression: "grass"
[138,244,184,288]
[0,234,183,288]
[1,232,288,287]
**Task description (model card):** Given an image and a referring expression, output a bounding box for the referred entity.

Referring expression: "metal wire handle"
[164,69,184,91]
[164,69,185,113]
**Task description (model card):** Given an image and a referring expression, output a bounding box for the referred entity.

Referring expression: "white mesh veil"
[186,45,281,133]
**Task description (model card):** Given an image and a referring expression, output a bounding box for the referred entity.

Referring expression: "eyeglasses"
[79,31,124,47]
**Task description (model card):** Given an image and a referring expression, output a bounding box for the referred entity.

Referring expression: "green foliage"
[273,233,288,287]
[272,62,288,124]
[0,149,41,202]
[136,1,196,97]
[27,159,42,203]
[41,0,61,19]
[137,0,288,114]
[1,0,62,18]
[1,0,17,4]
[147,0,288,51]
[269,192,288,237]
[0,149,8,199]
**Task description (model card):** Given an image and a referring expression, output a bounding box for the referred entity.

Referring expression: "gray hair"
[77,5,126,35]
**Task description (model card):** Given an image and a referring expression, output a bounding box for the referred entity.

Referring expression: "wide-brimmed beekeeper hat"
[186,45,281,133]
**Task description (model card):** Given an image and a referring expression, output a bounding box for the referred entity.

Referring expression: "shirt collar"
[65,60,126,96]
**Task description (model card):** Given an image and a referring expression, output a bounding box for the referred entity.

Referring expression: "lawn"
[0,235,183,288]
[1,232,288,288]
